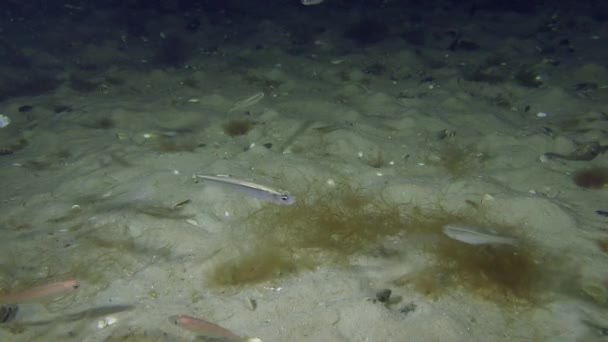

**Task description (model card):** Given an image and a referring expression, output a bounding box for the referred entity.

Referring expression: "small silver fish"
[442,224,517,246]
[196,175,295,205]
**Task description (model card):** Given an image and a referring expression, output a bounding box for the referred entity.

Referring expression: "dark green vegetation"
[209,182,559,308]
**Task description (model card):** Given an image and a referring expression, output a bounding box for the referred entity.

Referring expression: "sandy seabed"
[1,2,608,341]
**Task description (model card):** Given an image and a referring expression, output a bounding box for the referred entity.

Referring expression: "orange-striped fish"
[0,279,79,304]
[170,314,258,341]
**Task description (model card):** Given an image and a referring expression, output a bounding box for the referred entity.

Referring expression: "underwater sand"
[1,1,608,341]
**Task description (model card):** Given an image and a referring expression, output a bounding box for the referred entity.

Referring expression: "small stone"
[375,289,392,303]
[18,105,33,112]
[399,302,417,315]
[247,298,257,311]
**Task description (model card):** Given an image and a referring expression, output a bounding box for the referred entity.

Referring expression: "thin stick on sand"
[0,279,80,305]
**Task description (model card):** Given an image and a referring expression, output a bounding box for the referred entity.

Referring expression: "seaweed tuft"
[207,181,560,309]
[223,119,253,137]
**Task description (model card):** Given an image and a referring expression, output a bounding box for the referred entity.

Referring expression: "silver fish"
[196,175,295,205]
[301,0,324,5]
[442,224,517,246]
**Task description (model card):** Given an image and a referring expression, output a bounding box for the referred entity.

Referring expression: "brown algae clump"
[430,237,548,305]
[209,182,406,286]
[208,182,558,308]
[210,248,305,287]
[573,167,608,189]
[222,119,253,137]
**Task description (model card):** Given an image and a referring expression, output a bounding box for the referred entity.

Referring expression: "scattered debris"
[543,141,608,161]
[596,210,608,218]
[0,305,18,323]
